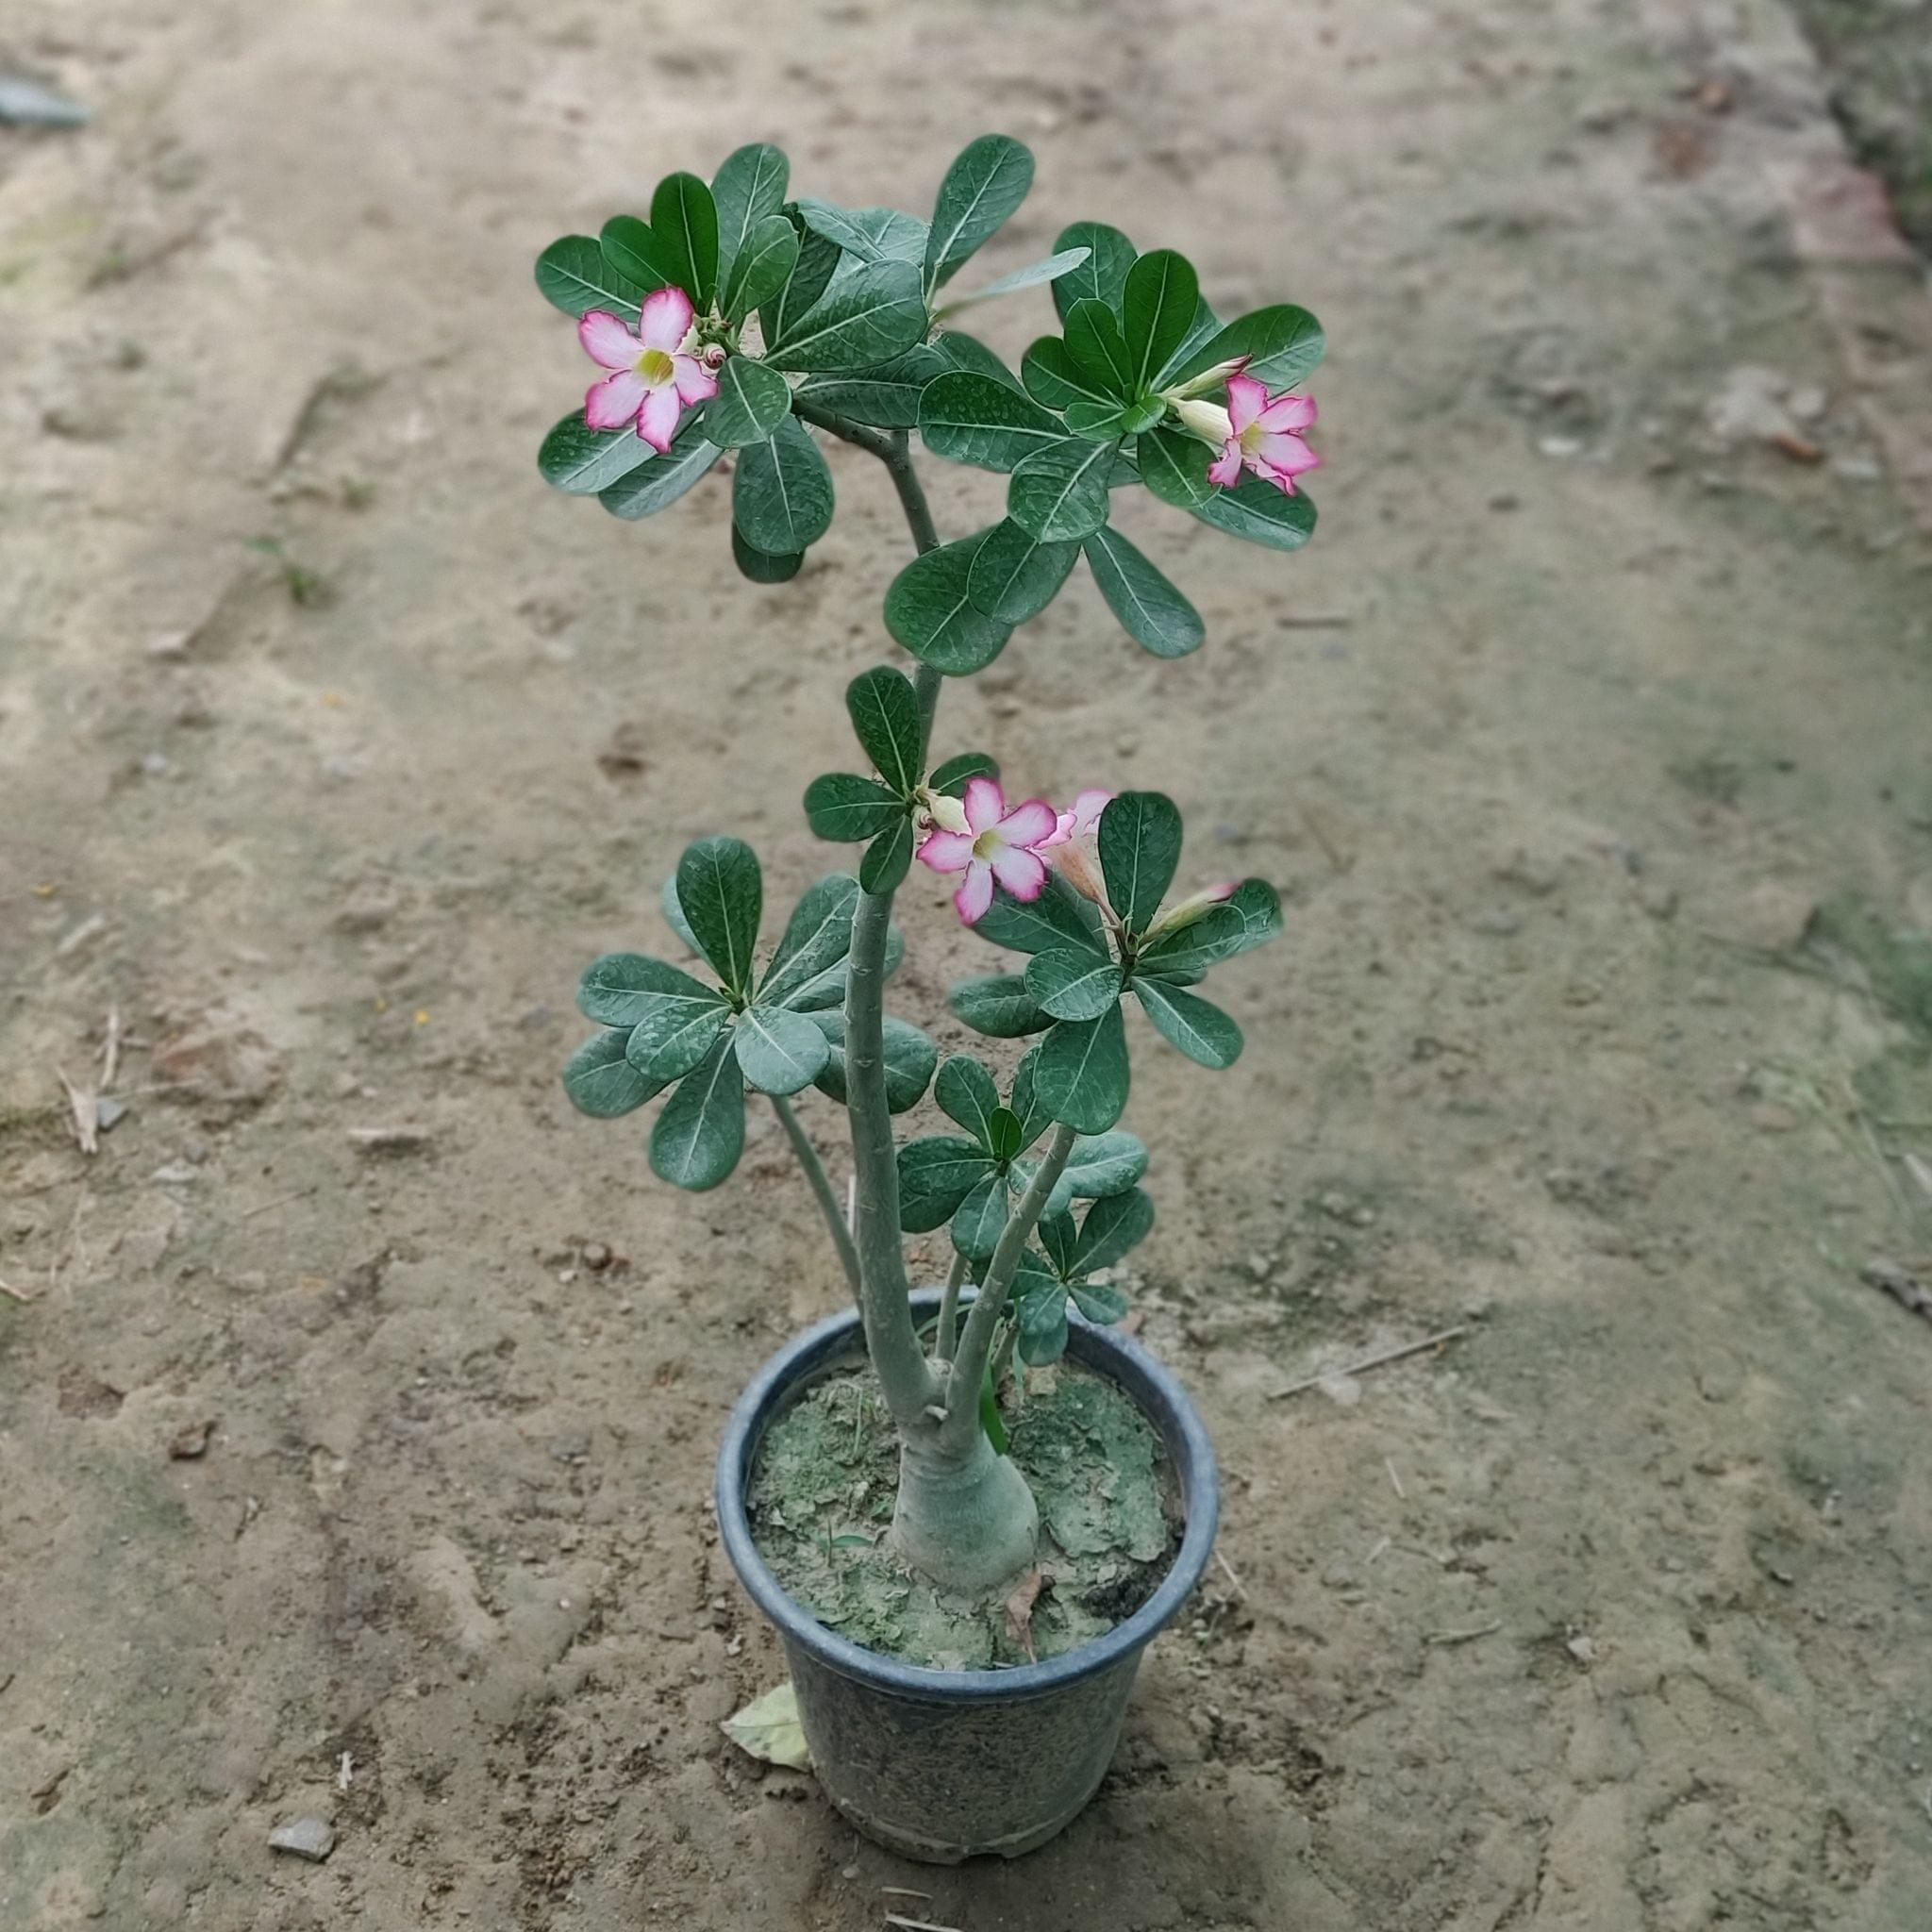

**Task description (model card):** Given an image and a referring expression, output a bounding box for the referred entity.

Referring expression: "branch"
[769,1094,861,1307]
[932,1248,970,1362]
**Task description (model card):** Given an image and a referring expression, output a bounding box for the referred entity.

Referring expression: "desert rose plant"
[538,136,1321,1600]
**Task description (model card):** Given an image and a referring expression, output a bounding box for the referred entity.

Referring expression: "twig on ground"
[885,1917,964,1932]
[0,1278,37,1304]
[99,1007,121,1092]
[1385,1456,1407,1499]
[239,1187,320,1221]
[879,1889,934,1902]
[1425,1622,1501,1646]
[57,1068,98,1157]
[1268,1326,1470,1401]
[1366,1535,1392,1565]
[1215,1548,1246,1597]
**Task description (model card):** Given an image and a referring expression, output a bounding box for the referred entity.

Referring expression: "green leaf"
[796,199,929,266]
[1224,878,1284,957]
[537,235,647,318]
[951,1171,1011,1260]
[1188,475,1318,552]
[764,259,926,373]
[808,1010,937,1112]
[935,1054,1001,1150]
[722,214,800,326]
[929,750,997,796]
[1015,1284,1070,1366]
[925,134,1034,290]
[649,1035,745,1191]
[794,344,942,429]
[1037,1209,1078,1278]
[1122,250,1198,397]
[731,526,804,583]
[1082,525,1204,658]
[925,331,1024,389]
[804,772,903,842]
[1024,947,1124,1022]
[779,914,902,1014]
[1071,1187,1155,1274]
[732,414,834,554]
[1051,222,1136,321]
[966,519,1080,624]
[986,1106,1025,1163]
[1021,336,1119,415]
[1135,903,1248,978]
[562,1030,665,1118]
[577,951,711,1028]
[1008,1046,1052,1151]
[538,411,659,495]
[933,247,1091,320]
[1136,425,1217,509]
[897,1135,996,1231]
[974,871,1110,959]
[660,874,702,956]
[735,1005,832,1096]
[598,215,674,294]
[845,665,923,794]
[760,225,841,347]
[599,423,724,520]
[1035,1004,1131,1133]
[1133,978,1242,1068]
[1062,299,1135,400]
[1061,397,1133,441]
[859,815,915,893]
[978,1355,1009,1452]
[1071,1281,1130,1324]
[918,372,1066,474]
[675,835,762,997]
[625,990,730,1083]
[1098,791,1183,935]
[712,142,791,287]
[884,532,1013,675]
[758,874,859,1009]
[705,356,793,448]
[1056,1130,1149,1205]
[948,973,1051,1038]
[1161,297,1224,386]
[1008,437,1117,543]
[1165,303,1324,391]
[650,171,720,308]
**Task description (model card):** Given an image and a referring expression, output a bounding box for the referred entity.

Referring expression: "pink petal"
[673,354,720,405]
[1256,430,1319,475]
[1225,373,1267,434]
[638,285,695,353]
[996,798,1058,850]
[955,862,994,924]
[961,774,1006,835]
[917,827,974,874]
[1207,440,1244,488]
[579,308,641,370]
[989,845,1047,902]
[586,368,648,431]
[1042,811,1075,849]
[1255,390,1316,432]
[635,383,681,452]
[1069,787,1113,836]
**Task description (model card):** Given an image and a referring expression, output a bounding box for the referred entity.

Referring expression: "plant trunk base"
[891,1427,1039,1597]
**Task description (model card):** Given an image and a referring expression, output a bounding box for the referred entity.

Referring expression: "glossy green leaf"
[1024,946,1124,1022]
[1061,397,1133,441]
[794,344,942,429]
[705,356,793,448]
[845,665,923,794]
[948,973,1051,1038]
[796,199,928,266]
[735,1005,832,1096]
[918,372,1066,474]
[1051,222,1136,322]
[1037,1209,1078,1278]
[1161,296,1223,384]
[859,814,915,894]
[934,247,1091,321]
[1021,336,1119,414]
[1122,250,1198,397]
[1008,1046,1052,1152]
[660,874,702,956]
[1035,1004,1131,1133]
[675,835,762,997]
[649,1035,744,1191]
[1015,1125,1147,1219]
[1188,475,1318,552]
[1135,903,1248,979]
[760,225,841,347]
[780,914,903,1015]
[758,874,859,1009]
[986,1105,1025,1163]
[1071,1281,1130,1324]
[538,411,659,495]
[562,1030,665,1118]
[1133,978,1242,1067]
[578,951,708,1028]
[1062,299,1135,400]
[722,214,800,325]
[712,142,791,288]
[537,235,648,318]
[650,171,719,308]
[1136,425,1217,509]
[616,977,731,1083]
[930,750,997,796]
[1082,525,1204,658]
[1071,1186,1155,1274]
[1008,437,1117,543]
[1098,791,1182,936]
[764,258,926,373]
[1015,1284,1069,1366]
[951,1171,1011,1260]
[1165,303,1324,391]
[598,215,674,294]
[925,134,1034,290]
[966,518,1080,624]
[808,1010,937,1112]
[1224,877,1284,956]
[731,526,804,583]
[935,1054,1001,1150]
[897,1135,997,1231]
[884,532,1013,675]
[599,423,724,519]
[925,331,1024,389]
[732,414,834,554]
[974,871,1110,959]
[804,772,902,842]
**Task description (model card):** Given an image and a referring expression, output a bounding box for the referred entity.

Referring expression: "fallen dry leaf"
[1004,1567,1046,1662]
[721,1681,811,1771]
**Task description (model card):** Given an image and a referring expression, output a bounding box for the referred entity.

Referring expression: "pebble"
[268,1817,336,1862]
[1473,908,1523,936]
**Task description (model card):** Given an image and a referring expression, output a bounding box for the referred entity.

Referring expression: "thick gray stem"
[892,1422,1039,1596]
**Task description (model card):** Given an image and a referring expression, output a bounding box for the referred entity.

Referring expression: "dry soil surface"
[5,1,1932,1927]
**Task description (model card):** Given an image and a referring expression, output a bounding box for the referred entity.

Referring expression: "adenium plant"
[540,136,1320,1599]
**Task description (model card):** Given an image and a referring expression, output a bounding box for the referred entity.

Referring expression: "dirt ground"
[5,0,1932,1926]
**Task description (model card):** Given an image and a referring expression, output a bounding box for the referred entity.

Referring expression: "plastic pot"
[714,1291,1219,1862]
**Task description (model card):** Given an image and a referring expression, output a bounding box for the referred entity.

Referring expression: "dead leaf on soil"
[1005,1567,1046,1662]
[722,1682,811,1771]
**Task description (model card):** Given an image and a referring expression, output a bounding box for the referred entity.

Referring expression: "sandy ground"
[5,0,1932,1926]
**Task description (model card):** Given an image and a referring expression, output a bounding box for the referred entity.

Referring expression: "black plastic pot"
[715,1291,1219,1862]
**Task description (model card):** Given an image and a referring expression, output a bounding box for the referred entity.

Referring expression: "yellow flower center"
[973,828,1003,860]
[635,347,675,385]
[1240,420,1267,454]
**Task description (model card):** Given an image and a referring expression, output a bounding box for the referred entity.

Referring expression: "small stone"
[1539,435,1584,458]
[549,1434,591,1465]
[580,1241,613,1272]
[269,1817,335,1862]
[94,1095,128,1133]
[345,1125,434,1156]
[1473,907,1523,936]
[1245,1253,1273,1282]
[169,1418,215,1459]
[1832,454,1880,485]
[146,631,191,658]
[1565,1634,1596,1665]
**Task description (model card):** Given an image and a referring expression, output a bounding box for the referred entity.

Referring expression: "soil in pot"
[747,1357,1181,1671]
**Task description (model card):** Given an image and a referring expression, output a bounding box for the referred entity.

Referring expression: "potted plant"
[535,134,1322,1861]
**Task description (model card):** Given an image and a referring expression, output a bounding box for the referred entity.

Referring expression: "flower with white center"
[916,776,1059,925]
[579,287,721,453]
[1171,372,1319,496]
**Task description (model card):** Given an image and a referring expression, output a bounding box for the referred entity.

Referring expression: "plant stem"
[769,1094,861,1307]
[941,1122,1077,1453]
[933,1249,970,1362]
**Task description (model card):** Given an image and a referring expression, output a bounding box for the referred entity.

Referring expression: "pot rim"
[715,1290,1219,1703]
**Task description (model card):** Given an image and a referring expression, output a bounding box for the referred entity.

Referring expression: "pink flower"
[916,775,1058,924]
[1041,786,1113,907]
[1041,787,1113,848]
[1204,374,1319,495]
[579,287,720,454]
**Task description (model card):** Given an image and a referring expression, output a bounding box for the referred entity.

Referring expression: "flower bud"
[1052,841,1108,907]
[1169,396,1234,446]
[918,788,971,836]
